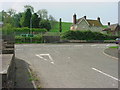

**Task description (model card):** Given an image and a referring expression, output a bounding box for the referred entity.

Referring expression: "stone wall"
[1,34,15,89]
[43,36,60,43]
[1,54,15,89]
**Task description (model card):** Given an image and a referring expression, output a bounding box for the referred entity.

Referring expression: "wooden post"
[59,18,62,32]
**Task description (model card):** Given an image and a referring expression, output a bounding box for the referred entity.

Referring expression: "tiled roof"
[102,24,120,31]
[86,19,103,27]
[77,18,103,27]
[109,24,118,30]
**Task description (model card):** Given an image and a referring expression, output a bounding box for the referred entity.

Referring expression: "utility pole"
[59,18,62,32]
[30,18,32,34]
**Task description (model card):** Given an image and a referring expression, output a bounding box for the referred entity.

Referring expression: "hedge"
[15,34,43,43]
[14,27,47,35]
[61,30,118,40]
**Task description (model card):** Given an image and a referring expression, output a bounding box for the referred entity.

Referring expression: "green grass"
[50,22,72,32]
[109,46,119,48]
[103,25,108,29]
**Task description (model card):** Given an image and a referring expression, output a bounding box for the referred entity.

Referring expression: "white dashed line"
[92,67,119,81]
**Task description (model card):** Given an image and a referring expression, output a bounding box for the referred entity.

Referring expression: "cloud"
[0,0,119,2]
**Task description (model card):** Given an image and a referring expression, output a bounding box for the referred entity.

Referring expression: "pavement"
[15,58,35,88]
[104,48,119,59]
[15,43,118,88]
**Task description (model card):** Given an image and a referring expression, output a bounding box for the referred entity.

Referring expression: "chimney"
[73,13,77,24]
[97,17,100,22]
[108,22,110,26]
[84,16,86,19]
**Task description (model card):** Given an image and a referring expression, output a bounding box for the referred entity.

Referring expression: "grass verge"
[28,67,41,89]
[109,46,119,48]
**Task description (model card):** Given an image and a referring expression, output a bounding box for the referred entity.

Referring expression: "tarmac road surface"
[15,43,119,88]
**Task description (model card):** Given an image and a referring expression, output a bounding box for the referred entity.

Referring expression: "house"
[70,14,104,32]
[103,22,120,36]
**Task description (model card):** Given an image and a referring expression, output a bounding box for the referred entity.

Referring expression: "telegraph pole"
[59,18,62,32]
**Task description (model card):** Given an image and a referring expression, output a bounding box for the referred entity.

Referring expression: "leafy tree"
[2,10,7,22]
[24,5,34,13]
[2,10,14,26]
[32,13,40,28]
[13,13,22,27]
[20,13,25,27]
[39,20,51,31]
[0,12,2,21]
[21,8,32,27]
[2,23,14,35]
[37,9,48,19]
[7,8,16,16]
[49,15,57,29]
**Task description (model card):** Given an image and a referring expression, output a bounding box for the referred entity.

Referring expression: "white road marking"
[92,68,120,81]
[103,51,118,60]
[23,45,28,46]
[106,44,116,47]
[106,44,110,46]
[36,54,54,64]
[74,45,83,47]
[91,44,97,46]
[16,49,23,50]
[36,54,47,61]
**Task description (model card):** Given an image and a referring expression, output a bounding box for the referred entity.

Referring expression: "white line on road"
[91,44,97,46]
[103,51,118,60]
[36,54,47,61]
[92,67,120,81]
[36,54,54,64]
[74,45,83,47]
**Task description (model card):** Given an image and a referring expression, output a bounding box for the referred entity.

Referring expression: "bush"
[61,30,117,40]
[15,34,43,43]
[2,23,14,35]
[14,27,47,35]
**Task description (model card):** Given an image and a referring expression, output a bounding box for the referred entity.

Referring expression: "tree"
[49,15,57,29]
[21,8,32,27]
[37,9,48,19]
[0,12,2,21]
[7,9,16,16]
[24,5,34,13]
[39,20,51,31]
[32,13,40,28]
[2,10,7,22]
[2,10,14,26]
[13,13,22,27]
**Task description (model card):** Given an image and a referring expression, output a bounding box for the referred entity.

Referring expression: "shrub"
[61,30,117,40]
[2,23,14,35]
[15,34,43,43]
[14,27,47,35]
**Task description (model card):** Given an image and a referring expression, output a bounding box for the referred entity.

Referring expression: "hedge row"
[15,34,43,43]
[61,30,118,40]
[14,27,47,35]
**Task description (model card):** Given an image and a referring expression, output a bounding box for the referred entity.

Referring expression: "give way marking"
[36,54,54,64]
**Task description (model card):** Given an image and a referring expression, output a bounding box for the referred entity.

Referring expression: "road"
[15,43,118,88]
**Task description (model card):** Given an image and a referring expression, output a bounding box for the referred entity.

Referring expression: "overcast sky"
[0,0,119,25]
